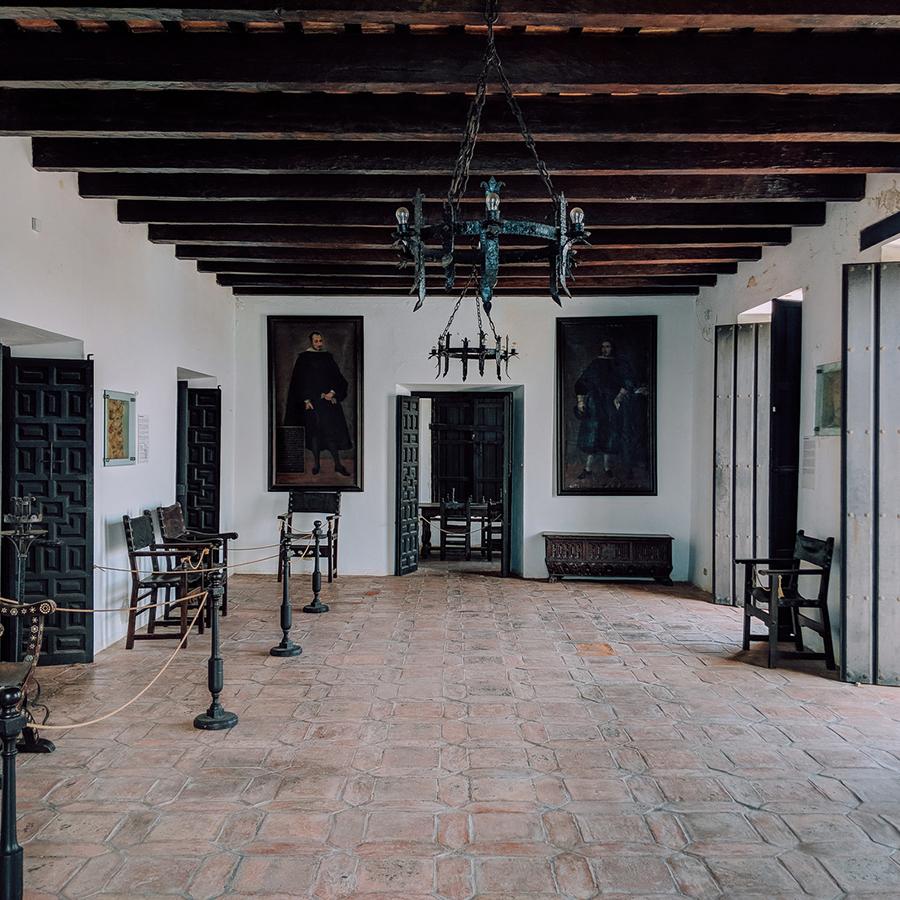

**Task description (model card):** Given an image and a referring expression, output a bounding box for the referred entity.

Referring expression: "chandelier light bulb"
[485,192,501,213]
[395,206,410,226]
[570,207,585,226]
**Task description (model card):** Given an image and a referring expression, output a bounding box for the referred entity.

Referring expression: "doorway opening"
[395,387,523,578]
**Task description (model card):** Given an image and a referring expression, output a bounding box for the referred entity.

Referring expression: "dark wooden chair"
[122,513,203,649]
[737,530,836,670]
[440,498,472,561]
[0,595,57,749]
[277,492,341,583]
[156,502,237,616]
[484,498,503,563]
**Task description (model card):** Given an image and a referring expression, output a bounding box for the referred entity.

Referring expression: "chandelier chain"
[447,0,556,209]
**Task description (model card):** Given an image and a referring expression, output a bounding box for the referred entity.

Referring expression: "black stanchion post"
[193,571,238,731]
[302,521,329,614]
[270,532,302,657]
[0,686,25,900]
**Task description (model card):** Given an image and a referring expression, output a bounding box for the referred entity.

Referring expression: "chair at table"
[440,498,472,561]
[156,502,238,616]
[484,498,504,563]
[122,513,204,650]
[737,530,836,670]
[277,492,341,583]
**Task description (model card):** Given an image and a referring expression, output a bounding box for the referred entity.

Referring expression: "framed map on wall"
[267,315,363,491]
[556,316,657,496]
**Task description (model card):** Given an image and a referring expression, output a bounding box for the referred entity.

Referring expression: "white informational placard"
[137,415,150,464]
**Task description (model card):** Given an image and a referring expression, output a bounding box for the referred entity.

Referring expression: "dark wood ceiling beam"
[7,91,900,144]
[80,173,866,203]
[215,273,718,288]
[232,286,700,297]
[2,3,899,28]
[117,199,826,227]
[6,31,900,93]
[177,244,763,264]
[37,139,900,174]
[150,224,791,247]
[196,261,738,277]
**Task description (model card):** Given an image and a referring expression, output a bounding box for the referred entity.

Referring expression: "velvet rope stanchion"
[302,521,329,614]
[270,529,302,657]
[193,571,238,731]
[0,686,25,900]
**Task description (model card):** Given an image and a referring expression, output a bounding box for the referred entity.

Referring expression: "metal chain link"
[447,0,557,208]
[440,271,478,336]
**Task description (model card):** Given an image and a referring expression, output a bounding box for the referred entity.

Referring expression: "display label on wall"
[137,415,150,464]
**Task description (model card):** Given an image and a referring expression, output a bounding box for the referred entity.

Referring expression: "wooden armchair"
[277,492,341,583]
[156,502,237,616]
[0,595,58,750]
[122,513,203,650]
[737,530,836,670]
[440,498,472,561]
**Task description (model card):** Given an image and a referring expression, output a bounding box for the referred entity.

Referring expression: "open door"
[175,379,188,514]
[395,395,420,575]
[1,355,94,664]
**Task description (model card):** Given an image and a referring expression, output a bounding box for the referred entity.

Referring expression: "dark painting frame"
[267,315,363,492]
[556,315,657,496]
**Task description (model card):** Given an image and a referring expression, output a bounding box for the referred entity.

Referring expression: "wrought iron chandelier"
[392,0,590,315]
[429,277,518,382]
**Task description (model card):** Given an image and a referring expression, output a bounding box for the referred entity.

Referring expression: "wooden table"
[419,502,488,559]
[542,532,674,584]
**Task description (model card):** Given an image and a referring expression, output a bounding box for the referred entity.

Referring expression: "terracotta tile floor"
[16,573,900,898]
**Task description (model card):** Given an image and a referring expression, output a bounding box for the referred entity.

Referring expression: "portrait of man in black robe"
[557,316,656,495]
[268,315,363,491]
[284,331,353,476]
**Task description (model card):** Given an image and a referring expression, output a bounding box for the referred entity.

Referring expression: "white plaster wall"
[233,293,697,580]
[689,175,900,653]
[0,137,236,653]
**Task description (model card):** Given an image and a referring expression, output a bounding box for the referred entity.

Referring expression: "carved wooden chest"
[542,532,674,584]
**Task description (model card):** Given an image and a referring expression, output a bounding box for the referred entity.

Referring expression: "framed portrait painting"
[556,316,657,496]
[267,315,363,491]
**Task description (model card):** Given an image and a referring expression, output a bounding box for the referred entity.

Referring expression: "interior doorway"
[395,389,519,578]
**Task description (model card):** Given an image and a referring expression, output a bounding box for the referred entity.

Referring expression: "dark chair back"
[792,529,834,601]
[158,502,188,542]
[123,512,155,554]
[288,491,341,516]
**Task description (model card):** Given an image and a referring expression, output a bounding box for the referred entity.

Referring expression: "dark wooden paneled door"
[185,387,222,532]
[2,356,94,665]
[768,298,802,563]
[175,379,189,514]
[473,397,506,503]
[431,397,473,501]
[395,395,420,575]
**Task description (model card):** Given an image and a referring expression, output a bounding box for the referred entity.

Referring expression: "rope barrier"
[419,514,503,537]
[36,590,208,732]
[92,551,283,576]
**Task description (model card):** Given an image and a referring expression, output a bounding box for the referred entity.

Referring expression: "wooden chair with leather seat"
[156,501,237,616]
[440,498,472,561]
[122,513,203,649]
[737,530,836,670]
[277,491,341,583]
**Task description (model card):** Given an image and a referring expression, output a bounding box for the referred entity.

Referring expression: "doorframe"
[407,387,518,577]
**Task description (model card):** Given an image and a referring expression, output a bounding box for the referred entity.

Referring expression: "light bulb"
[570,207,585,226]
[485,192,501,213]
[395,206,410,226]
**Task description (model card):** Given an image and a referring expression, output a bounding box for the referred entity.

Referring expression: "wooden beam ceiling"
[3,2,900,28]
[4,31,900,94]
[79,173,866,202]
[33,139,900,174]
[147,225,793,247]
[6,92,900,143]
[4,10,899,297]
[117,200,826,227]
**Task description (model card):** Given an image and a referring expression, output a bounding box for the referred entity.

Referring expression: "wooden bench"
[543,532,674,584]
